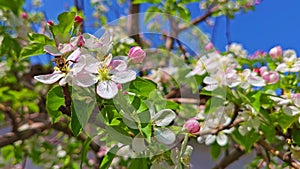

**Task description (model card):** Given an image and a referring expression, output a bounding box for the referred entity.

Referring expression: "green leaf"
[81,137,92,168]
[144,6,161,23]
[0,0,24,15]
[292,130,300,146]
[176,4,190,21]
[20,43,46,59]
[248,91,261,113]
[270,112,297,133]
[210,143,221,160]
[100,145,119,169]
[231,129,261,153]
[71,86,96,136]
[141,123,152,143]
[128,158,149,169]
[133,0,160,4]
[52,12,76,43]
[1,145,15,161]
[20,33,55,59]
[46,86,64,123]
[28,33,54,44]
[71,104,82,136]
[129,77,157,98]
[260,124,275,143]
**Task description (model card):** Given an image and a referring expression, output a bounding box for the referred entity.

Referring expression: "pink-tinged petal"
[109,60,127,72]
[269,46,282,59]
[111,70,136,84]
[34,72,63,84]
[292,93,300,108]
[276,63,288,73]
[67,48,81,62]
[73,54,99,74]
[44,45,61,56]
[58,43,74,53]
[73,71,98,87]
[96,81,118,99]
[128,46,146,64]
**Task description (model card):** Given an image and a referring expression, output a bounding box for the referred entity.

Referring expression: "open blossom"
[226,43,247,58]
[276,50,300,72]
[83,54,136,99]
[283,93,300,123]
[34,49,82,86]
[128,46,146,64]
[269,46,282,59]
[184,118,200,134]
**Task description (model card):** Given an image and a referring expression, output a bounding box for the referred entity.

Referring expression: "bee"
[52,53,68,72]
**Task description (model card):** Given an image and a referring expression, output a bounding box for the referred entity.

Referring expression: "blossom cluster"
[184,43,300,146]
[34,32,146,99]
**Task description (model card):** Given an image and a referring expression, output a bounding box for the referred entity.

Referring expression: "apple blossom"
[81,54,136,99]
[269,46,282,59]
[34,49,82,86]
[227,43,247,58]
[128,46,146,64]
[184,118,201,134]
[276,50,300,72]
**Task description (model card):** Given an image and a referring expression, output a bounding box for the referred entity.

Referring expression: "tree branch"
[0,103,20,132]
[178,7,217,31]
[258,139,300,168]
[212,145,246,169]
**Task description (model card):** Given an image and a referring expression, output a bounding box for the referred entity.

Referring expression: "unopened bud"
[74,15,83,24]
[184,118,200,134]
[128,46,146,64]
[47,20,54,26]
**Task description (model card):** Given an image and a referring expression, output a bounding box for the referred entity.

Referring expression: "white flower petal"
[67,48,81,62]
[204,84,218,91]
[205,135,216,145]
[34,72,63,84]
[73,71,98,87]
[96,81,118,99]
[216,133,228,146]
[276,63,288,73]
[203,76,218,85]
[111,70,136,84]
[110,60,127,72]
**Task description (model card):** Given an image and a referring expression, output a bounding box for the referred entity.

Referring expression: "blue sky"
[26,0,300,63]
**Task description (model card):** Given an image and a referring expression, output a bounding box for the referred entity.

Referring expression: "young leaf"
[154,128,176,145]
[129,77,157,98]
[128,158,150,169]
[46,86,64,123]
[100,145,119,169]
[152,109,176,126]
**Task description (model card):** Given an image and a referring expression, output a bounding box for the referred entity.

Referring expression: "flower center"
[54,56,70,74]
[98,66,111,81]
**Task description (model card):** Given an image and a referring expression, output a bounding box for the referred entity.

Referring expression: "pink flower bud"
[262,71,279,84]
[269,46,282,59]
[21,12,28,19]
[259,66,268,76]
[77,35,85,47]
[128,46,146,64]
[116,83,122,90]
[184,118,200,134]
[74,15,83,24]
[47,20,54,26]
[205,42,214,51]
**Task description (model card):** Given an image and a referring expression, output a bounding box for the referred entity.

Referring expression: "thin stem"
[59,84,71,116]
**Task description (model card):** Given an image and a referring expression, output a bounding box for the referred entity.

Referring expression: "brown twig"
[0,103,20,132]
[258,139,300,168]
[129,0,142,46]
[212,145,246,169]
[59,84,71,116]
